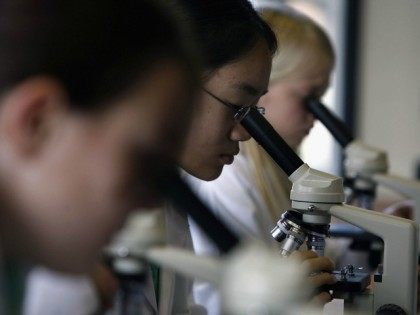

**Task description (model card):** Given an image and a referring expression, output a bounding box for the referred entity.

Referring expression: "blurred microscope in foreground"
[105,169,318,315]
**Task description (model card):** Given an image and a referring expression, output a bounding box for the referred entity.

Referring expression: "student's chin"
[202,167,224,182]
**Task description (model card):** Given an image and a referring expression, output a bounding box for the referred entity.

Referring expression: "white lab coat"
[23,206,204,315]
[186,153,290,315]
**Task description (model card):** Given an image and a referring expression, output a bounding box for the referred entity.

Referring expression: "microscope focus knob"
[376,304,407,315]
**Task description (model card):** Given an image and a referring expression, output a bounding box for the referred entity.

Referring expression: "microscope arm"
[330,204,418,315]
[143,246,223,285]
[373,173,420,222]
[144,243,316,315]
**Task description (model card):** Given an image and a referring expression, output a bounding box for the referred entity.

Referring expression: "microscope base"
[325,271,373,314]
[327,271,370,292]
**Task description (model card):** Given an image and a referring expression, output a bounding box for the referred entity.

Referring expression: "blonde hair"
[241,140,292,221]
[242,7,335,221]
[264,8,334,82]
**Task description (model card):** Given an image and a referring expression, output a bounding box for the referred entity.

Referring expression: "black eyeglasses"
[202,88,265,122]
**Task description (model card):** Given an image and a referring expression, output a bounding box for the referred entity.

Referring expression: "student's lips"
[220,151,238,165]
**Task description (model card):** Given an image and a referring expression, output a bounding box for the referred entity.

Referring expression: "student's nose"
[230,122,251,142]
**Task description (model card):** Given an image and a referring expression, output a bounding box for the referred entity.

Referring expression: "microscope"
[104,167,317,315]
[104,107,417,314]
[306,99,387,209]
[306,100,420,247]
[240,107,418,314]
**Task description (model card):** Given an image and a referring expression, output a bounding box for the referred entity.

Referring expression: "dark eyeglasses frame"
[202,88,265,121]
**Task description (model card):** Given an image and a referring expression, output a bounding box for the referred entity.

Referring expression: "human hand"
[290,250,336,306]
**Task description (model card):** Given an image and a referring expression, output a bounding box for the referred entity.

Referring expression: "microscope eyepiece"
[240,107,304,176]
[306,99,354,147]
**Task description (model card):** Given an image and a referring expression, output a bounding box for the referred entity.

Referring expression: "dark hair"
[172,0,277,71]
[0,0,197,110]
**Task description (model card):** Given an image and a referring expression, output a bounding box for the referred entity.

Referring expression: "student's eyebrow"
[235,82,268,97]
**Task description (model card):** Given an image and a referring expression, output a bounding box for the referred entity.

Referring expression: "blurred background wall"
[357,0,420,178]
[288,0,420,180]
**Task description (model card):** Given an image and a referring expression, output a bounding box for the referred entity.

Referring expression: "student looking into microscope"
[188,3,337,314]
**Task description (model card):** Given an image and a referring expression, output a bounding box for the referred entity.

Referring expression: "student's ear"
[0,76,68,157]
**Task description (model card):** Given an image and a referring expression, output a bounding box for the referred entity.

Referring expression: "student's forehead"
[218,58,270,88]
